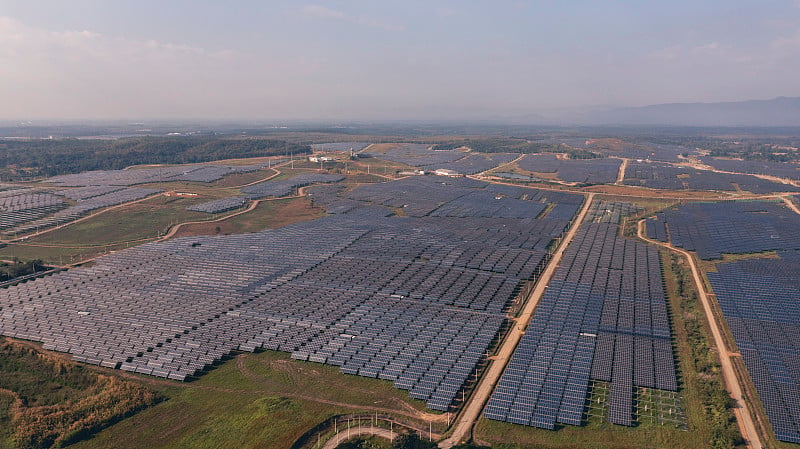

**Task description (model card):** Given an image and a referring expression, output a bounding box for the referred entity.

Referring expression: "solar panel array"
[624,161,799,193]
[428,191,546,219]
[9,188,162,235]
[517,154,560,173]
[709,251,800,443]
[0,183,25,192]
[432,153,520,175]
[305,184,344,202]
[545,203,582,222]
[346,176,582,220]
[646,201,800,259]
[363,144,520,175]
[557,159,622,185]
[0,192,66,230]
[586,201,643,224]
[241,173,344,199]
[55,186,126,201]
[700,157,800,181]
[187,196,248,214]
[532,138,590,149]
[485,202,676,429]
[363,144,465,168]
[645,216,668,242]
[47,163,268,187]
[590,144,688,163]
[492,173,541,182]
[0,178,584,413]
[518,156,621,184]
[647,199,800,443]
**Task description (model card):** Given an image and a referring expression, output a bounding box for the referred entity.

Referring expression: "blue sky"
[2,1,800,121]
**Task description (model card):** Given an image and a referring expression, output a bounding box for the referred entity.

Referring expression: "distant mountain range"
[582,96,800,127]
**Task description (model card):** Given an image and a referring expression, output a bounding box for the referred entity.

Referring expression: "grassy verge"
[662,252,743,449]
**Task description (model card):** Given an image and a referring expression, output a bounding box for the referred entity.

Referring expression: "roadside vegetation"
[0,259,46,282]
[0,339,161,449]
[662,253,743,449]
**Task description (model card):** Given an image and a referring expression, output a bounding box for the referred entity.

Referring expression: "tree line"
[0,259,46,283]
[431,137,599,159]
[0,136,311,181]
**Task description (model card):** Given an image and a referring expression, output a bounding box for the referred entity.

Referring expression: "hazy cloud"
[301,4,404,31]
[772,28,800,50]
[302,5,346,20]
[0,16,228,64]
[1,2,799,121]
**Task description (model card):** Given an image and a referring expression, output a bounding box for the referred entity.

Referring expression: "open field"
[171,196,324,237]
[68,351,440,449]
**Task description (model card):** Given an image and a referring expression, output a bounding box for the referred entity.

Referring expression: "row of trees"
[431,138,556,154]
[336,433,489,449]
[631,135,800,162]
[0,259,46,283]
[430,138,600,160]
[0,136,311,180]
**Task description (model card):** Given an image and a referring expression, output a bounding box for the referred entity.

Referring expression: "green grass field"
[69,351,437,449]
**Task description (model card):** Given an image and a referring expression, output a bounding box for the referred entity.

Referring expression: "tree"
[392,433,437,449]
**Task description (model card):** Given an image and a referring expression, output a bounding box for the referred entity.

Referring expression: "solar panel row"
[647,201,800,259]
[517,156,621,184]
[624,161,798,193]
[242,173,344,199]
[430,153,520,175]
[187,196,248,214]
[9,187,163,234]
[709,250,800,443]
[48,163,269,187]
[0,192,66,230]
[700,157,800,181]
[361,143,465,168]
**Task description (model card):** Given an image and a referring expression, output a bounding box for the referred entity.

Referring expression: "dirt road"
[615,158,629,185]
[782,195,800,215]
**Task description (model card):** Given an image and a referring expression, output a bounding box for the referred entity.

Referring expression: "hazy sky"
[2,1,800,121]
